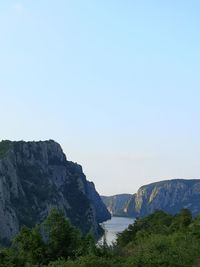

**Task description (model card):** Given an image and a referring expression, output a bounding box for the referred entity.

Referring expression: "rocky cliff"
[87,182,111,223]
[0,140,110,244]
[101,194,132,216]
[103,179,200,218]
[126,179,200,217]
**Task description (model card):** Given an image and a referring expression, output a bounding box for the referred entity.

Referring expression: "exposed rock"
[0,140,110,244]
[126,179,200,217]
[87,182,111,223]
[101,194,132,216]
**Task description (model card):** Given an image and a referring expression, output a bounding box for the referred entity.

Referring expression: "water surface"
[99,216,135,245]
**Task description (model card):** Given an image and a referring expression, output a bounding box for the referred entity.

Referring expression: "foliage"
[0,209,96,267]
[42,209,82,261]
[1,208,200,267]
[13,225,46,266]
[116,210,174,246]
[115,208,200,267]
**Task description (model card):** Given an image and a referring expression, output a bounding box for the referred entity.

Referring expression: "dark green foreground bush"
[1,208,200,267]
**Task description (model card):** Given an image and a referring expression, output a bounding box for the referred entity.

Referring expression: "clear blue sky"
[0,1,200,195]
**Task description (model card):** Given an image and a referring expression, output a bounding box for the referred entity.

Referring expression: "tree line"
[1,208,200,267]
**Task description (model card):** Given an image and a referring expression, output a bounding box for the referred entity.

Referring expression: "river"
[99,216,135,246]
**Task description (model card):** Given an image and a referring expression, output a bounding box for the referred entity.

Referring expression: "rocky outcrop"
[0,140,110,244]
[126,179,200,217]
[87,182,111,223]
[101,194,132,216]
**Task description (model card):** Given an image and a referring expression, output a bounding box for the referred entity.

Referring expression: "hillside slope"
[0,140,110,243]
[101,194,132,216]
[126,179,200,217]
[102,179,200,218]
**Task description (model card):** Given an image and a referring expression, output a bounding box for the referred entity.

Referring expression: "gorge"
[0,140,110,244]
[102,179,200,218]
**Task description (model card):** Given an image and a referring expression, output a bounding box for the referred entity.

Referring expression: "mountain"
[103,179,200,218]
[87,182,111,223]
[128,179,200,217]
[101,194,132,216]
[0,140,110,244]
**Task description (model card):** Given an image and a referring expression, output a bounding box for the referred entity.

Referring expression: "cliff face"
[87,182,111,223]
[0,140,110,243]
[126,179,200,217]
[101,194,132,216]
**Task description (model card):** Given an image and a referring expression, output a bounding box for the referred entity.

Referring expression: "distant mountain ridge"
[101,194,132,216]
[102,179,200,218]
[0,140,111,244]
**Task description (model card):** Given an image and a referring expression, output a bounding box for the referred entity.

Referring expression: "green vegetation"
[1,208,200,266]
[0,140,11,159]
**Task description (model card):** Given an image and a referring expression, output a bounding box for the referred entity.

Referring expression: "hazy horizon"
[1,1,200,195]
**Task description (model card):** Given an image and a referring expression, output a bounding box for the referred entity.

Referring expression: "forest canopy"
[1,208,200,267]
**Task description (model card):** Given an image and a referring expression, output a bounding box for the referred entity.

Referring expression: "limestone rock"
[0,140,110,243]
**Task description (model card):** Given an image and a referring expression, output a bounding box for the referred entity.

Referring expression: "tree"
[13,225,45,266]
[179,209,192,227]
[42,208,81,261]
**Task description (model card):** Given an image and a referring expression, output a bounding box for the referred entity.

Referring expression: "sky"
[0,1,200,195]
